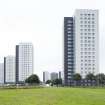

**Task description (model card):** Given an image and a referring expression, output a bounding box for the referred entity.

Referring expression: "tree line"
[25,73,105,86]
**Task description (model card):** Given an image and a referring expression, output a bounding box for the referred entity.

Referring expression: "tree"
[52,79,62,86]
[73,73,82,81]
[73,73,82,86]
[46,80,52,84]
[85,73,96,80]
[96,73,105,86]
[25,74,40,84]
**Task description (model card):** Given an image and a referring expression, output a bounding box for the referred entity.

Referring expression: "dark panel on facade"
[4,57,6,84]
[64,17,74,85]
[16,45,19,84]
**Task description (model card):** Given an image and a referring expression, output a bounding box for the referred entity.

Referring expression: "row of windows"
[67,62,74,64]
[80,21,95,24]
[67,20,73,24]
[67,27,72,30]
[81,48,95,50]
[81,60,95,62]
[81,44,95,47]
[81,56,95,58]
[80,25,95,28]
[80,29,95,31]
[67,31,73,33]
[81,71,95,74]
[81,52,95,54]
[80,40,95,43]
[67,41,74,44]
[66,24,73,27]
[81,67,95,70]
[81,63,95,66]
[81,33,95,35]
[80,17,95,20]
[80,14,95,16]
[81,37,95,39]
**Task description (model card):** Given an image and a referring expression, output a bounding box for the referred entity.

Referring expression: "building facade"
[59,71,64,80]
[64,17,74,85]
[0,63,4,84]
[43,71,50,83]
[16,43,33,83]
[64,9,99,85]
[51,72,58,81]
[4,56,15,83]
[74,9,99,78]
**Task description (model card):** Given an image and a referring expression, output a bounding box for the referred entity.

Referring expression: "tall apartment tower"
[64,17,74,85]
[64,9,99,85]
[43,71,50,83]
[4,56,16,83]
[74,9,99,78]
[16,43,33,83]
[51,72,58,81]
[59,71,64,80]
[0,63,4,84]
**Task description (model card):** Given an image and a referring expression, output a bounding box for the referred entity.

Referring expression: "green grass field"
[0,87,105,105]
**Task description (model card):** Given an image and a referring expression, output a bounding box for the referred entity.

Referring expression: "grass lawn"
[0,87,105,105]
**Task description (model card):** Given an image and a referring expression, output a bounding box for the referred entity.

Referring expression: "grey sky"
[0,0,104,80]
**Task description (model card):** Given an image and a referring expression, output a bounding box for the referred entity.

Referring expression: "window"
[88,18,90,20]
[84,25,87,27]
[85,21,87,23]
[88,14,91,16]
[88,33,91,35]
[84,29,87,31]
[92,21,95,24]
[81,36,83,39]
[67,28,71,30]
[85,37,87,39]
[85,56,88,58]
[80,25,83,27]
[80,21,83,23]
[88,37,91,39]
[67,24,71,26]
[68,20,72,23]
[85,33,87,35]
[84,17,87,20]
[68,31,71,33]
[92,14,94,16]
[80,29,83,31]
[81,60,83,62]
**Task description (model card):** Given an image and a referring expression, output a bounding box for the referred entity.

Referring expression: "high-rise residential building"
[0,63,4,84]
[64,9,99,85]
[51,72,58,81]
[4,56,15,83]
[59,71,64,80]
[43,71,50,83]
[16,43,33,83]
[64,17,74,85]
[74,9,99,77]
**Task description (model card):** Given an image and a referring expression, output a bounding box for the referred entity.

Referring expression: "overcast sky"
[0,0,104,80]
